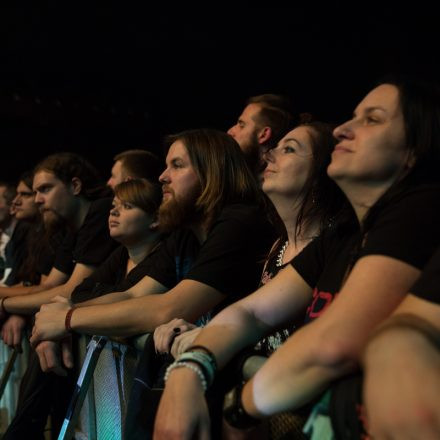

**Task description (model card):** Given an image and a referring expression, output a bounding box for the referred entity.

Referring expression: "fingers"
[1,315,25,351]
[171,328,201,358]
[51,295,71,305]
[154,318,195,354]
[29,327,40,347]
[36,341,67,376]
[12,325,22,352]
[61,338,74,369]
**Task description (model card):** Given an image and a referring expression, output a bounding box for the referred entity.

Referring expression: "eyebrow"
[353,106,388,117]
[282,137,305,149]
[167,157,184,166]
[33,183,51,191]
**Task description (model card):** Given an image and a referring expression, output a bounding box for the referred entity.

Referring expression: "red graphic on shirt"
[306,287,336,319]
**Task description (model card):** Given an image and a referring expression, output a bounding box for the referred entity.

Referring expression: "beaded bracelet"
[65,307,76,333]
[164,361,208,392]
[177,351,216,387]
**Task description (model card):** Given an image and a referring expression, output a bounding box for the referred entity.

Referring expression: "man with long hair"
[31,129,274,438]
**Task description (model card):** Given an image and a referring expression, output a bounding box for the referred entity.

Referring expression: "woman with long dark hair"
[154,77,440,439]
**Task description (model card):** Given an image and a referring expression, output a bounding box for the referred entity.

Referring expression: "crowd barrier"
[0,340,29,435]
[58,334,147,440]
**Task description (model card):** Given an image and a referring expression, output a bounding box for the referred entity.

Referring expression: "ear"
[149,220,159,230]
[257,126,272,145]
[405,151,417,170]
[70,177,82,196]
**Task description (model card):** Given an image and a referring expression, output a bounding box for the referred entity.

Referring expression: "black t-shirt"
[256,239,298,355]
[144,203,274,320]
[411,246,440,304]
[291,184,440,324]
[71,244,161,304]
[53,197,117,275]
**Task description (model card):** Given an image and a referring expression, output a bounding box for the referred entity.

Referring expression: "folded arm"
[241,255,421,417]
[3,263,94,315]
[363,294,440,440]
[31,277,225,343]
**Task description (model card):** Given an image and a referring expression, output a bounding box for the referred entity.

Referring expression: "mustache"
[162,185,174,196]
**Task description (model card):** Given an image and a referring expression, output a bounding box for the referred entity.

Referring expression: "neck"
[271,194,320,259]
[70,198,92,231]
[338,181,394,223]
[126,233,161,265]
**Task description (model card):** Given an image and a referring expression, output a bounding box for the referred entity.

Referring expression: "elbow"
[311,328,360,376]
[152,303,185,328]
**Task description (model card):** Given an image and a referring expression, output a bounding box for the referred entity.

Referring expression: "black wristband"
[223,382,261,430]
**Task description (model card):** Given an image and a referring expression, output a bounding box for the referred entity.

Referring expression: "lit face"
[107,160,127,189]
[33,171,78,227]
[13,181,39,220]
[108,196,152,245]
[328,84,410,187]
[159,140,200,206]
[227,103,262,156]
[262,126,313,199]
[0,186,12,225]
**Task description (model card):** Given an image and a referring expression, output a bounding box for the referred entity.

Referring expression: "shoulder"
[212,203,268,230]
[378,183,440,213]
[88,197,113,214]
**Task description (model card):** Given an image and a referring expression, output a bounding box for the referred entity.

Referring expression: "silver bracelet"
[164,361,208,392]
[176,351,216,387]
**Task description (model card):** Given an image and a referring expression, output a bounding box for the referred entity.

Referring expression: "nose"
[106,177,113,188]
[333,120,354,141]
[227,125,236,137]
[263,148,275,164]
[34,192,44,204]
[159,168,170,184]
[12,195,21,206]
[110,207,119,217]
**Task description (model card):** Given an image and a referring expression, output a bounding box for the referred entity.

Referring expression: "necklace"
[276,240,289,267]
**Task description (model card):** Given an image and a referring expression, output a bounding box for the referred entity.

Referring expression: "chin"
[110,232,123,241]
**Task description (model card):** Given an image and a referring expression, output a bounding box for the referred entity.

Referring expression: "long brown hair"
[166,129,261,228]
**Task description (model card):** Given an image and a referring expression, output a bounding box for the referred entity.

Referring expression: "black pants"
[2,348,76,440]
[329,373,368,440]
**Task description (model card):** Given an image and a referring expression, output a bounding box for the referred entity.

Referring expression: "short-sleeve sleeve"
[411,246,440,304]
[359,185,440,269]
[53,232,76,275]
[143,229,200,289]
[71,245,126,303]
[183,204,273,297]
[290,228,333,289]
[73,198,117,266]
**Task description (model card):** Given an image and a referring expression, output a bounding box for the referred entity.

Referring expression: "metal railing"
[58,334,148,440]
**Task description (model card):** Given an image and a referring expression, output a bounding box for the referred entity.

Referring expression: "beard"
[158,187,202,234]
[240,133,263,177]
[41,209,67,235]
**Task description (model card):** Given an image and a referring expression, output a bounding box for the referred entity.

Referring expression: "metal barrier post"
[57,336,108,440]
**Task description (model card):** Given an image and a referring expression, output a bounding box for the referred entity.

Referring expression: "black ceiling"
[0,5,438,180]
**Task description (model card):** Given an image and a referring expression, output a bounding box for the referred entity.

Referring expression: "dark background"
[0,5,439,182]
